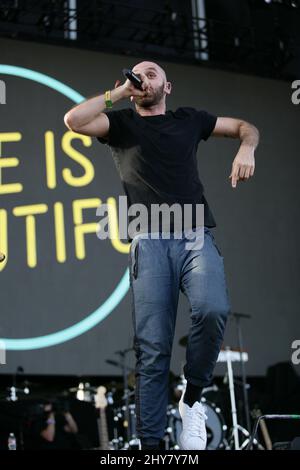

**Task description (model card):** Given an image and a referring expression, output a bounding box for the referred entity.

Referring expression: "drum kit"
[97,379,229,451]
[71,375,230,450]
[72,312,263,450]
[0,312,264,450]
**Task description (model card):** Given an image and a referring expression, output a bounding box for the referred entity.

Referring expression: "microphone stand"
[114,348,134,447]
[232,312,251,433]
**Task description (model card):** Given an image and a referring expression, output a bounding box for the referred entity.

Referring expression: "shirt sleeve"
[96,108,129,147]
[195,110,218,142]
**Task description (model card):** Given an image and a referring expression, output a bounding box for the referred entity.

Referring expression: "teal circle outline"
[0,65,130,350]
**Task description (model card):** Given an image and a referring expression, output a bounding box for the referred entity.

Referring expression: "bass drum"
[166,397,227,450]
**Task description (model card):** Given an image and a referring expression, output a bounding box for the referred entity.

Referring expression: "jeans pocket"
[207,230,223,258]
[213,239,223,258]
[132,240,139,279]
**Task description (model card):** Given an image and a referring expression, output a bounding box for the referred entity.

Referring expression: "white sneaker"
[178,385,208,450]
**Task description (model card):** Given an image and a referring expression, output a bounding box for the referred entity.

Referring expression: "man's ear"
[165,81,172,95]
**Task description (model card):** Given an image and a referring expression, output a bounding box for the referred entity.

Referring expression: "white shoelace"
[184,403,208,434]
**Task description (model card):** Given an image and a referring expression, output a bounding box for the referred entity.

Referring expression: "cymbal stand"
[232,312,251,432]
[115,348,134,448]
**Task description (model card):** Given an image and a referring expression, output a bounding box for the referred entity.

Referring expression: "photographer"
[27,400,79,450]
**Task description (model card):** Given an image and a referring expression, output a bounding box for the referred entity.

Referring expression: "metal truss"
[0,0,299,80]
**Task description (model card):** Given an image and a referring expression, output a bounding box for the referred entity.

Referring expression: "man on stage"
[64,61,259,450]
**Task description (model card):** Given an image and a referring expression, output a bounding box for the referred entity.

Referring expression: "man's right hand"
[120,71,150,100]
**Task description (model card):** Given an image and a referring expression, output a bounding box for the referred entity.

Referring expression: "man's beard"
[135,83,165,108]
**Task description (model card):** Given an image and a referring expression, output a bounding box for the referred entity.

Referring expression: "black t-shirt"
[97,106,217,240]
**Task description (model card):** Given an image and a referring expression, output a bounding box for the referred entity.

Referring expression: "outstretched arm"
[212,117,260,188]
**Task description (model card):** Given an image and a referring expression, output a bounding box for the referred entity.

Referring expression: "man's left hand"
[229,145,255,188]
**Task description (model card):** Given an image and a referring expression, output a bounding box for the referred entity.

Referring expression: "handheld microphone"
[122,68,143,90]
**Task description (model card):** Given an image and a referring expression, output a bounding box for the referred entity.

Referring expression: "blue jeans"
[128,226,231,443]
